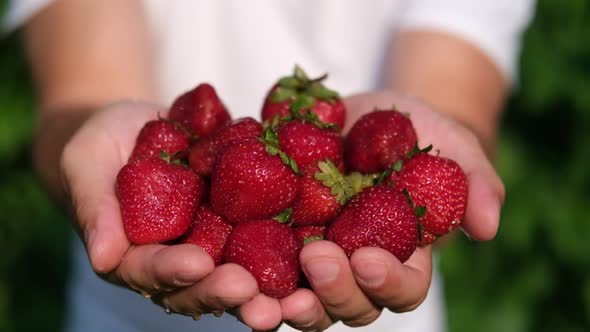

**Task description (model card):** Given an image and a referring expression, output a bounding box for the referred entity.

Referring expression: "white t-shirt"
[3,1,535,331]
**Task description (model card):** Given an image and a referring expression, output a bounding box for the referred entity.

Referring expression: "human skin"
[25,1,505,331]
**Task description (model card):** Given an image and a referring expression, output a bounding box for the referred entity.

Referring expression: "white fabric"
[3,1,534,331]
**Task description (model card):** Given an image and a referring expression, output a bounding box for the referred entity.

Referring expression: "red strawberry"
[224,219,302,298]
[189,117,262,176]
[291,161,349,227]
[390,153,468,245]
[169,83,231,137]
[116,158,204,244]
[293,225,326,245]
[181,206,232,265]
[345,110,417,173]
[261,66,346,129]
[277,120,343,171]
[130,119,190,161]
[210,138,298,223]
[327,186,418,263]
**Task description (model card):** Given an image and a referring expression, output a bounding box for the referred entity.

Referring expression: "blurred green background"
[0,0,589,331]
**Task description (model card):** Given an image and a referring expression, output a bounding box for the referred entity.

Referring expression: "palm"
[62,102,269,328]
[277,91,505,330]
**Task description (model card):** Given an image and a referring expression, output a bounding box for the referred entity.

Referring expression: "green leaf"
[291,94,316,113]
[314,160,355,205]
[415,205,427,218]
[270,86,297,103]
[392,160,404,172]
[308,81,339,101]
[273,208,292,224]
[278,76,300,89]
[293,64,309,82]
[265,144,279,156]
[303,235,324,245]
[347,172,375,193]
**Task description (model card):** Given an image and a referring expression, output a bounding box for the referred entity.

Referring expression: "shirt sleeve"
[2,0,53,33]
[396,0,536,84]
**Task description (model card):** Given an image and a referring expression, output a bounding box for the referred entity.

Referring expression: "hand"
[279,91,505,330]
[59,101,279,330]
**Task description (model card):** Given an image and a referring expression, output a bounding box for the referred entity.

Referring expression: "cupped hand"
[59,101,280,330]
[279,90,505,331]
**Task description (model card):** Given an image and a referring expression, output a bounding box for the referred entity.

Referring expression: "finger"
[300,241,382,327]
[237,294,283,331]
[350,246,432,312]
[443,137,505,241]
[281,288,333,331]
[160,263,258,316]
[110,243,215,295]
[461,170,504,240]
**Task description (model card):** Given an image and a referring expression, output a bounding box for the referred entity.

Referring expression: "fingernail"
[353,260,387,287]
[192,312,202,321]
[212,309,224,318]
[304,259,340,285]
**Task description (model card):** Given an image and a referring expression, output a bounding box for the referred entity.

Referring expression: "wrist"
[34,109,94,203]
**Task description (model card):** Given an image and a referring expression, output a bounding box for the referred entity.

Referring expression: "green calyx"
[261,126,300,175]
[273,208,293,224]
[346,172,376,194]
[314,160,362,205]
[406,144,433,159]
[270,64,340,117]
[303,235,324,245]
[402,188,428,218]
[158,151,187,166]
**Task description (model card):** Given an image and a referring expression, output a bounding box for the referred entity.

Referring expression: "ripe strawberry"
[261,65,346,129]
[224,219,302,298]
[390,153,468,245]
[277,120,343,171]
[345,110,417,173]
[210,138,298,223]
[189,117,262,176]
[327,186,418,263]
[129,119,190,161]
[116,158,204,245]
[168,83,231,137]
[291,161,349,227]
[180,206,232,265]
[293,225,326,245]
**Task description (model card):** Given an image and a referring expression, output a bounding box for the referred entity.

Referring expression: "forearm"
[33,109,94,203]
[24,0,156,203]
[389,30,508,156]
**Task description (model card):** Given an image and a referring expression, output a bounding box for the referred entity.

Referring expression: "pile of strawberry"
[116,66,468,299]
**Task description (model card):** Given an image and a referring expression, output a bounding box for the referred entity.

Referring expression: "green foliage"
[440,1,590,331]
[0,0,588,331]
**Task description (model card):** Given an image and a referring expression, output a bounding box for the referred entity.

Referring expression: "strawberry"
[327,186,418,263]
[116,157,204,244]
[291,161,350,227]
[261,65,346,129]
[210,138,298,223]
[344,110,417,173]
[189,117,262,176]
[168,83,231,137]
[130,119,190,161]
[180,206,232,265]
[224,219,302,298]
[390,153,468,245]
[276,120,343,171]
[293,225,326,245]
